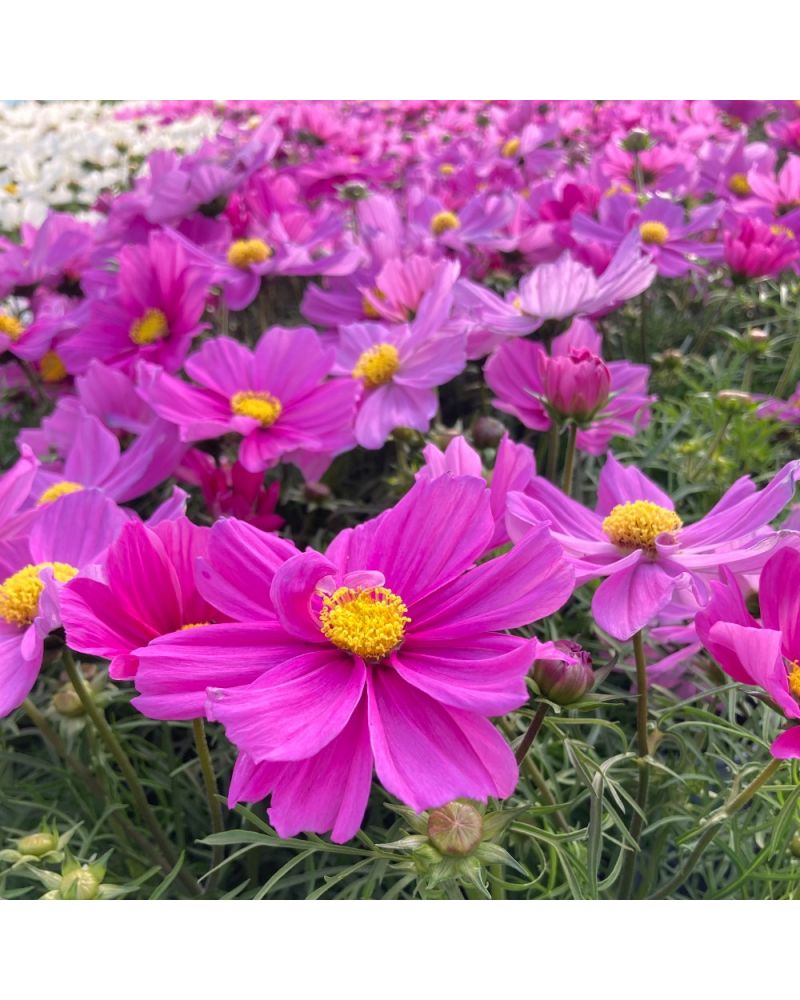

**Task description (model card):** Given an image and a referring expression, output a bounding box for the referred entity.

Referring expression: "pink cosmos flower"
[756,383,800,425]
[724,217,799,280]
[60,518,228,693]
[515,230,656,322]
[19,407,184,507]
[507,453,800,640]
[132,475,575,841]
[0,213,95,299]
[336,307,466,449]
[0,490,126,716]
[139,326,358,477]
[747,154,800,217]
[696,548,800,759]
[179,450,284,532]
[58,231,210,375]
[485,320,653,454]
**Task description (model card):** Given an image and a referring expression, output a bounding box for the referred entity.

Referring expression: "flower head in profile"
[696,548,800,759]
[507,453,800,640]
[131,475,575,842]
[0,490,126,716]
[140,326,358,478]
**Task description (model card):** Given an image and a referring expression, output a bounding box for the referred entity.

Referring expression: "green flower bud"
[52,686,85,718]
[472,416,506,449]
[427,800,484,857]
[17,831,59,858]
[622,129,651,153]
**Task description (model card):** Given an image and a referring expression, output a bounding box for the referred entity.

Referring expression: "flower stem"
[192,718,225,888]
[546,422,560,482]
[651,756,783,899]
[515,703,549,765]
[775,326,800,398]
[62,648,201,897]
[561,424,578,496]
[618,629,651,898]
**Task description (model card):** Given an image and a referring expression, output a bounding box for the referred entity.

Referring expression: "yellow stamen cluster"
[37,481,84,506]
[227,238,273,270]
[352,343,400,389]
[639,221,670,246]
[0,315,24,341]
[129,308,169,346]
[180,621,211,630]
[320,586,409,662]
[602,501,683,552]
[39,351,67,383]
[771,224,795,240]
[728,173,752,197]
[439,163,456,176]
[3,182,18,195]
[0,562,78,627]
[604,183,634,198]
[501,137,521,158]
[230,390,282,427]
[430,210,460,236]
[789,661,800,700]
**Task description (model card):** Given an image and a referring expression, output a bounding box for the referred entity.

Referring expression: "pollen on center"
[130,308,169,346]
[639,221,670,246]
[320,586,410,662]
[0,562,79,628]
[430,210,460,236]
[227,238,273,270]
[230,390,282,427]
[353,342,399,389]
[602,500,682,552]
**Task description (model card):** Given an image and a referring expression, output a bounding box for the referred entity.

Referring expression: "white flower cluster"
[0,101,219,232]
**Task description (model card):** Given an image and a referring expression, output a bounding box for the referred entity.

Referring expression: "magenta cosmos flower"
[0,490,126,716]
[485,320,653,454]
[756,382,800,425]
[132,474,575,841]
[0,446,39,543]
[507,453,800,640]
[140,326,358,477]
[59,230,209,375]
[696,548,800,759]
[724,217,799,280]
[336,316,466,450]
[60,518,229,698]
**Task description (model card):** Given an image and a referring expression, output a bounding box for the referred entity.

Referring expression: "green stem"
[651,756,783,899]
[62,649,200,897]
[501,718,569,833]
[618,630,651,898]
[514,703,549,766]
[192,718,225,889]
[775,326,800,398]
[21,698,169,870]
[561,424,578,497]
[546,422,560,482]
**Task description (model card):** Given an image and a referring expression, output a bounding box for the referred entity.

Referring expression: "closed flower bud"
[339,181,369,201]
[60,864,101,900]
[427,800,484,857]
[532,640,594,705]
[622,128,651,153]
[17,831,59,858]
[791,831,800,859]
[472,416,506,449]
[52,686,85,718]
[542,348,611,420]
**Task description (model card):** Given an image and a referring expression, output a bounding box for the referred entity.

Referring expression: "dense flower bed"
[1,100,799,900]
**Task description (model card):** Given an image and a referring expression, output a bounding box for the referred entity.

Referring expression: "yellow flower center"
[0,315,24,340]
[129,308,169,346]
[0,562,78,627]
[439,163,456,176]
[37,481,84,506]
[771,224,795,240]
[728,173,752,197]
[604,183,634,198]
[180,621,211,630]
[501,137,521,158]
[320,586,410,662]
[3,182,18,195]
[431,210,460,236]
[788,661,800,700]
[639,221,670,246]
[39,351,67,383]
[353,343,400,389]
[230,390,282,427]
[602,501,682,552]
[227,238,273,270]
